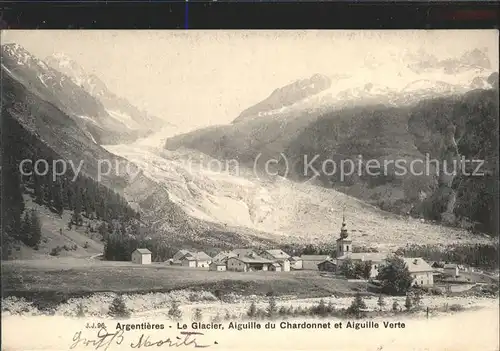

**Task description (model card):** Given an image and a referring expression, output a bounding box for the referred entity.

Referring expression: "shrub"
[168,301,182,320]
[278,306,287,316]
[247,301,257,318]
[108,295,130,319]
[430,287,443,295]
[411,290,423,308]
[50,246,62,256]
[311,299,329,317]
[449,304,464,312]
[212,313,221,323]
[392,300,399,312]
[83,242,89,249]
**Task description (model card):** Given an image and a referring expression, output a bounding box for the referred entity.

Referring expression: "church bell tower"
[336,213,352,258]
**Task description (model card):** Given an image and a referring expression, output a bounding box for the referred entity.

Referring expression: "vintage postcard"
[1,30,499,351]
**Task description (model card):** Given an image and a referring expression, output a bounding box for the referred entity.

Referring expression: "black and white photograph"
[1,30,499,350]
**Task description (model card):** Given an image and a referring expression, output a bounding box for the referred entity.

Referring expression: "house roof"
[173,249,191,260]
[264,249,291,259]
[210,261,226,266]
[290,256,301,261]
[271,262,281,267]
[229,254,273,264]
[232,249,258,257]
[300,255,331,261]
[444,263,458,269]
[174,250,212,261]
[403,258,434,273]
[192,251,212,261]
[134,248,152,254]
[213,251,236,261]
[337,253,388,262]
[318,259,337,266]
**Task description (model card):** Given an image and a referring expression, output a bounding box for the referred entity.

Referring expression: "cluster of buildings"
[172,248,302,272]
[131,215,440,287]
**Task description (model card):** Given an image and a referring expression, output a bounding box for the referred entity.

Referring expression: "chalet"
[132,248,152,265]
[289,256,303,270]
[300,255,331,270]
[318,259,337,272]
[403,258,435,286]
[227,252,273,272]
[172,250,212,268]
[444,263,459,278]
[260,249,291,272]
[209,261,227,272]
[191,252,212,268]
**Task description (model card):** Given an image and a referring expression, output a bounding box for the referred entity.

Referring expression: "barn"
[209,261,227,271]
[318,259,337,272]
[132,248,152,265]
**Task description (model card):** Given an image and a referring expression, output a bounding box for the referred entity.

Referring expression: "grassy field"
[3,258,368,303]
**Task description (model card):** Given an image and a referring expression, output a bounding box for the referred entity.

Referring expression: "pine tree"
[108,295,130,319]
[28,210,42,248]
[404,295,412,311]
[76,303,86,317]
[52,181,64,216]
[347,293,367,317]
[266,295,278,318]
[377,255,413,295]
[392,300,399,312]
[377,294,386,311]
[33,171,43,204]
[193,308,203,321]
[21,211,32,244]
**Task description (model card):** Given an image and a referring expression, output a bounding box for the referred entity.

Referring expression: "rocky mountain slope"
[1,44,163,145]
[164,49,498,237]
[45,53,167,133]
[106,138,494,249]
[1,45,279,255]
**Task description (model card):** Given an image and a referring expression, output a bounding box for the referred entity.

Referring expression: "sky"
[1,30,498,129]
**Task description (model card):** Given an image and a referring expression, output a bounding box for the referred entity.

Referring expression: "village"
[130,216,475,289]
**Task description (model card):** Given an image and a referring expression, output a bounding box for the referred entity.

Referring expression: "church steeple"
[336,207,352,258]
[340,212,348,239]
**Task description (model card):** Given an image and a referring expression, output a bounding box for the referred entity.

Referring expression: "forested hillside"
[1,110,140,259]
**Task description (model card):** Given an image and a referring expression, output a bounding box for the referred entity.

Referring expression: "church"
[318,215,435,286]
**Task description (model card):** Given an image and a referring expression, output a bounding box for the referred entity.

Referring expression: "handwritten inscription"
[70,328,211,350]
[70,328,125,351]
[130,331,210,348]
